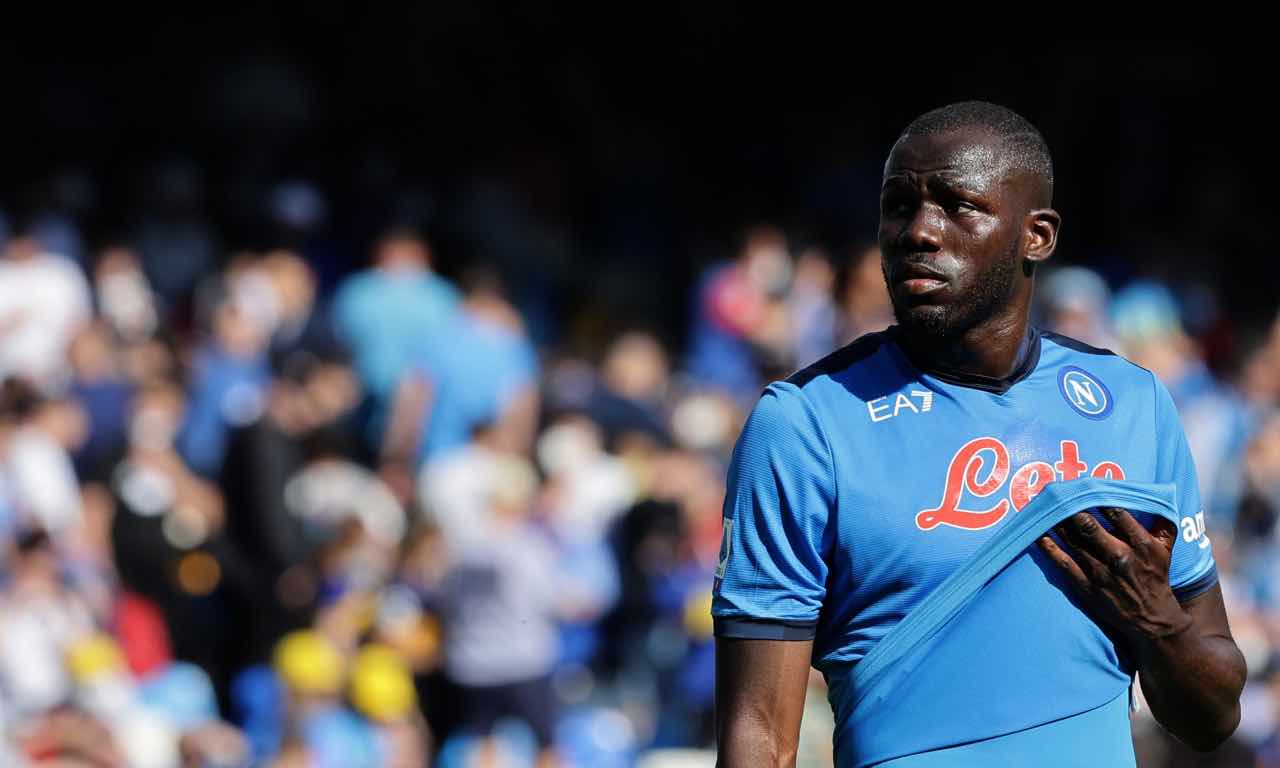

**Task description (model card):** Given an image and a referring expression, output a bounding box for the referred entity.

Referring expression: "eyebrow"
[930,175,989,195]
[881,170,990,195]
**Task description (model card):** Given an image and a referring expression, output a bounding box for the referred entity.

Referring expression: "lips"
[901,278,946,295]
[892,263,950,296]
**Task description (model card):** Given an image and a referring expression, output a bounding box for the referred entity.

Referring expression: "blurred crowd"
[0,187,1276,768]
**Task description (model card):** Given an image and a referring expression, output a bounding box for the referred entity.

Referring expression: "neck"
[898,303,1033,381]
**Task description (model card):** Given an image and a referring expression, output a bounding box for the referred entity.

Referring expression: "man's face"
[878,129,1027,339]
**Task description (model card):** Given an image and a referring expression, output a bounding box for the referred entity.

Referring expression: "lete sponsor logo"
[916,437,1126,531]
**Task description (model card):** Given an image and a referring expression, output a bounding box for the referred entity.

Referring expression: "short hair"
[899,101,1054,200]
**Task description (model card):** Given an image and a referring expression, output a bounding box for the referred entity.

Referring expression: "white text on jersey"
[867,390,934,422]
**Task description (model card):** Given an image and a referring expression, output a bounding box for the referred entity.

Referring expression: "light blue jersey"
[712,327,1217,766]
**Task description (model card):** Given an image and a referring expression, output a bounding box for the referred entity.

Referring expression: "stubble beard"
[888,250,1020,341]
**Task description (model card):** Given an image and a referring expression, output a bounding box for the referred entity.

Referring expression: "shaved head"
[878,102,1062,343]
[896,101,1054,208]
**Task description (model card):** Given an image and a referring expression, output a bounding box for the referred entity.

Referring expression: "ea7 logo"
[1180,510,1211,550]
[867,390,934,423]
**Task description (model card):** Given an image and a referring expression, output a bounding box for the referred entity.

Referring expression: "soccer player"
[712,102,1246,767]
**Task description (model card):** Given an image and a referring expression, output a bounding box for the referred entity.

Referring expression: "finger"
[1059,511,1127,563]
[1098,507,1148,548]
[1059,517,1138,580]
[1054,523,1111,583]
[1038,535,1090,592]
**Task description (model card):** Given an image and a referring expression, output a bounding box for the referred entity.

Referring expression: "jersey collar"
[888,325,1042,395]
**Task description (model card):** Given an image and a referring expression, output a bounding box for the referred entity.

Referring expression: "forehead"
[883,129,1009,187]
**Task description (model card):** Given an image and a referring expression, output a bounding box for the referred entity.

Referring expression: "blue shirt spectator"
[331,229,460,406]
[413,307,537,462]
[177,303,271,477]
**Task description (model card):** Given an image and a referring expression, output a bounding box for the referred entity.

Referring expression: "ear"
[1024,208,1061,264]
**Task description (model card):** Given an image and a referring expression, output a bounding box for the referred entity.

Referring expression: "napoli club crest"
[1058,366,1113,420]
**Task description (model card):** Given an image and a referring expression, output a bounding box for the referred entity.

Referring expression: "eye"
[947,199,978,215]
[881,195,915,218]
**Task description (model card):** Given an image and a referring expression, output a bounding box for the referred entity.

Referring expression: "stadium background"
[0,23,1275,767]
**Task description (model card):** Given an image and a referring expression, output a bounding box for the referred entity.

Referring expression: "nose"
[897,203,943,254]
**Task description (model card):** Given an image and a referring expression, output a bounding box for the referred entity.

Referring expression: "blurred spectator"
[106,378,238,685]
[381,265,538,495]
[587,332,673,452]
[0,531,95,721]
[1112,281,1251,526]
[93,245,160,343]
[219,352,363,668]
[284,437,404,561]
[836,244,893,345]
[176,267,273,477]
[537,415,636,542]
[66,633,248,768]
[0,225,93,393]
[267,629,384,768]
[263,249,345,367]
[1038,265,1121,350]
[68,323,134,476]
[1239,314,1280,414]
[1232,412,1280,588]
[419,422,515,549]
[331,226,460,442]
[435,454,562,766]
[0,379,87,543]
[536,414,629,668]
[348,644,430,767]
[685,225,793,404]
[789,246,838,368]
[10,707,124,766]
[669,390,744,459]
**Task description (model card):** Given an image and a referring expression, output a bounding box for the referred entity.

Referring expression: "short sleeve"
[1152,374,1219,602]
[712,382,835,640]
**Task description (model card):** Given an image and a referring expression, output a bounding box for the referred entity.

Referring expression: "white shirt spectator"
[0,586,94,720]
[438,521,559,686]
[4,426,83,536]
[0,252,92,393]
[418,442,503,547]
[284,459,405,549]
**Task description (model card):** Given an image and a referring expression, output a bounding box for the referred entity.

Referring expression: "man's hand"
[1037,506,1245,752]
[1036,507,1189,645]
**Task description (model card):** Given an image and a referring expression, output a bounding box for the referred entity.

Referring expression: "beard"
[887,249,1019,340]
